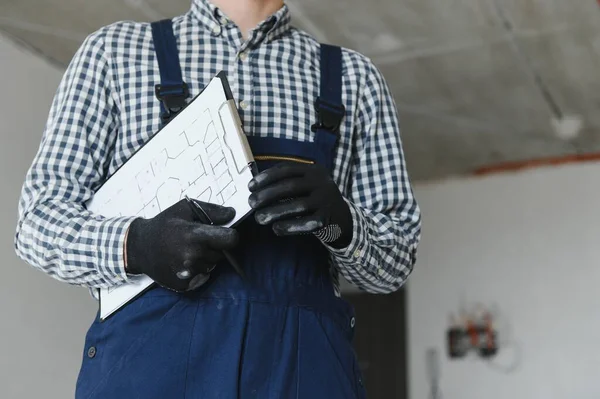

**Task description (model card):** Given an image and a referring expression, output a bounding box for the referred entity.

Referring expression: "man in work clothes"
[15,0,421,397]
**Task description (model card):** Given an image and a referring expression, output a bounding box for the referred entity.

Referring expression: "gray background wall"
[0,36,97,399]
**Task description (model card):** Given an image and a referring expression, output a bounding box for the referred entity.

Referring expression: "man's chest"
[108,33,355,177]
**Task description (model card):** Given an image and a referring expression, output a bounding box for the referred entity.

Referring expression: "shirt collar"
[190,0,291,41]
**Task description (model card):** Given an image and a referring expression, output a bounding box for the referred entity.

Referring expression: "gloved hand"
[248,163,353,248]
[125,198,239,292]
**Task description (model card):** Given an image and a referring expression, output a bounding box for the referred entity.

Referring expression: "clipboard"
[86,72,257,321]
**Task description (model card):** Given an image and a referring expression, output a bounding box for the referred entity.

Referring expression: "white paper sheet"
[86,74,255,320]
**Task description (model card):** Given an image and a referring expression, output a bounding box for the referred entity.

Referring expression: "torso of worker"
[15,1,421,397]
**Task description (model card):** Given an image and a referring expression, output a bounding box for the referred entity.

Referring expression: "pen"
[184,196,246,279]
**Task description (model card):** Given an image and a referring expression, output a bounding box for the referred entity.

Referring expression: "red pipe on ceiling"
[473,152,600,176]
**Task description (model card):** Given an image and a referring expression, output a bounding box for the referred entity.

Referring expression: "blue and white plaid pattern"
[15,0,421,295]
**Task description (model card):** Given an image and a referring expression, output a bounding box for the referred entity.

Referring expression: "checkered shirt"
[15,0,421,295]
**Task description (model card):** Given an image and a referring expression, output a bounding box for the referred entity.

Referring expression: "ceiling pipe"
[473,152,600,176]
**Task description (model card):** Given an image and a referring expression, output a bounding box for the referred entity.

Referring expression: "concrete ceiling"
[2,0,600,182]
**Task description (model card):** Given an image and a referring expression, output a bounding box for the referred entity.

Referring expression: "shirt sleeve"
[14,30,136,288]
[325,61,422,294]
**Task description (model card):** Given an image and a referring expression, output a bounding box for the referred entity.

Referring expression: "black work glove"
[125,198,239,292]
[248,163,353,248]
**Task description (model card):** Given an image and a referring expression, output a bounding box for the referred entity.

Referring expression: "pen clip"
[184,195,214,225]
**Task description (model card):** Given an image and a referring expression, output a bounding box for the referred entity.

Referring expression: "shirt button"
[238,52,248,62]
[87,346,97,358]
[350,317,356,328]
[220,16,229,25]
[240,100,250,110]
[353,249,361,258]
[377,268,385,277]
[212,25,222,36]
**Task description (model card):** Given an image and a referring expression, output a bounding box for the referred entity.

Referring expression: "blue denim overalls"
[75,19,365,399]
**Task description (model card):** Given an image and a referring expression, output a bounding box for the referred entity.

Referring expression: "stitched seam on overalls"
[183,300,203,399]
[264,305,286,398]
[194,296,346,325]
[191,295,351,331]
[295,308,301,399]
[237,302,252,399]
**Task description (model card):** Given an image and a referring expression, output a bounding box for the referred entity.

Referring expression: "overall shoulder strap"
[313,44,346,135]
[151,19,190,125]
[312,44,345,170]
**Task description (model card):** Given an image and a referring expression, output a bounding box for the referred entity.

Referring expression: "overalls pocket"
[296,308,365,399]
[75,289,187,399]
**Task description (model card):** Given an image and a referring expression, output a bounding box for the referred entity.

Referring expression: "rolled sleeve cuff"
[94,216,138,285]
[323,199,370,265]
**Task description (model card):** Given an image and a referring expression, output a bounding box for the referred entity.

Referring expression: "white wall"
[0,36,97,398]
[408,162,600,399]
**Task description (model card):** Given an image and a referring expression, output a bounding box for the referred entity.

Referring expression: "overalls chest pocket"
[248,135,319,172]
[246,121,340,173]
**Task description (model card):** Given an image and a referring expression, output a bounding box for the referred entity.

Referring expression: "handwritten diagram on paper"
[97,110,241,221]
[87,75,254,314]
